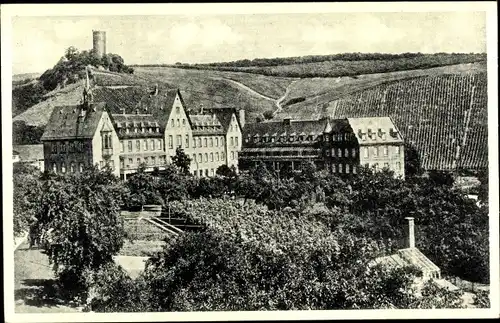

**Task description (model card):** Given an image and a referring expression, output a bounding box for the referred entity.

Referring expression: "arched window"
[61,162,66,173]
[198,154,202,163]
[210,153,214,162]
[70,162,76,173]
[216,152,219,161]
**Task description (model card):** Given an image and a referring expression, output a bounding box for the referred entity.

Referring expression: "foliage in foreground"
[30,167,126,300]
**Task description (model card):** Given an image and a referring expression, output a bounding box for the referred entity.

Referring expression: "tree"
[125,166,163,209]
[263,110,274,120]
[13,163,42,237]
[428,170,455,187]
[65,46,79,61]
[477,168,489,207]
[404,143,424,178]
[216,164,237,178]
[171,147,191,174]
[31,166,126,300]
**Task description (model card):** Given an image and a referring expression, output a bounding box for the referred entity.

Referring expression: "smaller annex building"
[239,116,405,178]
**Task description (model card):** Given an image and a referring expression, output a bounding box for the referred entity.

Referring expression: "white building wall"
[91,111,121,177]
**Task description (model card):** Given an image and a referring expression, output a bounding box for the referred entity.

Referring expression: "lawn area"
[119,239,168,257]
[14,242,81,313]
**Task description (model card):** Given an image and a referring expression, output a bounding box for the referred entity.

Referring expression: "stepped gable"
[40,102,107,140]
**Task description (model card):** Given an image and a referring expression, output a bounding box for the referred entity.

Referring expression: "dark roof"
[92,86,147,113]
[12,144,44,161]
[190,114,225,135]
[92,86,183,128]
[40,102,106,141]
[136,88,182,127]
[243,118,330,138]
[110,114,163,139]
[206,107,241,132]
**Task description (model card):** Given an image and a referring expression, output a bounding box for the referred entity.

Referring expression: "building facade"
[41,70,243,179]
[239,116,405,178]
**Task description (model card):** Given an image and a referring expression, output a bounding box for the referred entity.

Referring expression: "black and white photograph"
[2,2,498,321]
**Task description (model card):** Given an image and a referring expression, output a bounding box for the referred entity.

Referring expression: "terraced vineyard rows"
[286,73,487,171]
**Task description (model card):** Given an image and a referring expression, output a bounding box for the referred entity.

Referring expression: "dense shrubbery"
[120,160,489,285]
[13,163,43,236]
[29,166,127,301]
[39,46,134,92]
[12,81,47,117]
[12,121,45,145]
[15,157,490,310]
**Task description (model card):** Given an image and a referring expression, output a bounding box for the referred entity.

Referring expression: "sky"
[11,11,487,75]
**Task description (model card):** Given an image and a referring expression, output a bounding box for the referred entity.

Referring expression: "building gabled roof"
[40,102,107,141]
[347,117,403,144]
[110,114,163,139]
[243,118,330,138]
[92,86,185,129]
[374,247,441,277]
[190,114,225,135]
[13,144,44,161]
[206,107,241,133]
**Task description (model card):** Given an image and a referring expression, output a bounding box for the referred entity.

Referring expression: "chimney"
[405,217,415,248]
[238,109,246,129]
[121,108,126,115]
[283,117,292,126]
[200,104,204,114]
[154,84,158,96]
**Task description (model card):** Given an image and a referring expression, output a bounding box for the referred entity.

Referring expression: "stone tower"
[92,30,106,58]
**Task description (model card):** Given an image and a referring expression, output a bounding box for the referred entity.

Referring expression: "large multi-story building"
[41,70,244,179]
[239,116,405,178]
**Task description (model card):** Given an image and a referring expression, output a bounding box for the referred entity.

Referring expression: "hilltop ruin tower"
[92,30,106,58]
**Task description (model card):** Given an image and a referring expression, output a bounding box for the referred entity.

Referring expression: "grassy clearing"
[119,239,168,257]
[14,243,80,313]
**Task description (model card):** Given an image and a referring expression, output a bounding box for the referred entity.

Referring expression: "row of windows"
[192,151,225,164]
[246,135,317,144]
[102,132,113,149]
[167,135,226,149]
[362,145,400,158]
[327,148,357,158]
[330,133,355,142]
[119,126,160,135]
[194,168,216,177]
[358,129,396,141]
[363,162,402,171]
[241,150,319,157]
[122,139,163,153]
[46,141,86,154]
[122,155,166,168]
[332,164,357,174]
[170,118,187,128]
[49,161,86,173]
